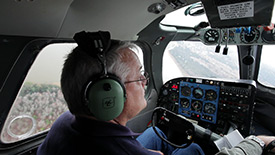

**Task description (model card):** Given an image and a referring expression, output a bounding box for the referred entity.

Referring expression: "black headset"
[73,31,126,121]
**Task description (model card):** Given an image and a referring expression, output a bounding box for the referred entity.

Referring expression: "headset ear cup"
[86,78,126,121]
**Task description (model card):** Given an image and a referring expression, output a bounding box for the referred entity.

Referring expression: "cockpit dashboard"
[157,77,256,137]
[200,26,275,46]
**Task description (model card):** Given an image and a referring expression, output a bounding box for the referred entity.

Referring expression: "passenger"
[37,31,275,155]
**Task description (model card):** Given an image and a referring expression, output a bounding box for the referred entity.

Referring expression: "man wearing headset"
[37,31,275,155]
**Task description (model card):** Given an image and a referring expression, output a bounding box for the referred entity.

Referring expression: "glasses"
[124,70,149,85]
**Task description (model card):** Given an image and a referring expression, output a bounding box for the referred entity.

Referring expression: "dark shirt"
[37,111,158,155]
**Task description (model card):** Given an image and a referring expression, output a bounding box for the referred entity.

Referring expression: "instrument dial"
[204,29,219,43]
[181,86,191,96]
[205,90,217,101]
[180,98,190,108]
[162,89,168,96]
[191,100,202,112]
[240,27,260,43]
[204,103,216,114]
[193,88,204,99]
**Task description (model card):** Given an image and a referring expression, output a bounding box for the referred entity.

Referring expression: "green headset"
[73,31,126,121]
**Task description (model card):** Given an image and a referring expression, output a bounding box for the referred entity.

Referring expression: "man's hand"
[257,136,275,152]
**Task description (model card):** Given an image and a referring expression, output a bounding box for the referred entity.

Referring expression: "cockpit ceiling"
[0,0,178,40]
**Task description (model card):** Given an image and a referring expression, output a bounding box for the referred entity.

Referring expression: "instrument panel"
[158,77,256,136]
[200,26,275,45]
[179,81,219,124]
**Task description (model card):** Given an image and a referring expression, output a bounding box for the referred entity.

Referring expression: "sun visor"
[202,0,274,28]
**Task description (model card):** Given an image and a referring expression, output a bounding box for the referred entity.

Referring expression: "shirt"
[216,139,263,155]
[37,111,159,155]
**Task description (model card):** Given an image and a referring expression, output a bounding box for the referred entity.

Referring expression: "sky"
[25,44,76,85]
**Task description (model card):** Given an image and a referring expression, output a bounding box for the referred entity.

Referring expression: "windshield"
[162,41,239,83]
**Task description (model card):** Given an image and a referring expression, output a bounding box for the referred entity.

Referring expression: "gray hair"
[107,42,141,83]
[61,41,141,116]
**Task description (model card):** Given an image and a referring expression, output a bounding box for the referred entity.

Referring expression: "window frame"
[1,43,74,143]
[0,39,74,149]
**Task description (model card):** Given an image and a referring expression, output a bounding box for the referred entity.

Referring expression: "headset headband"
[73,31,112,75]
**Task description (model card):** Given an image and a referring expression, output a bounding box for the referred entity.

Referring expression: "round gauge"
[162,89,168,96]
[240,28,260,43]
[191,100,202,112]
[204,29,219,43]
[180,98,190,108]
[204,103,216,114]
[193,88,204,99]
[181,86,191,96]
[169,92,179,103]
[205,90,217,101]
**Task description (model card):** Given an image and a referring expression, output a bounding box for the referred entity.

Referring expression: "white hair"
[106,42,142,83]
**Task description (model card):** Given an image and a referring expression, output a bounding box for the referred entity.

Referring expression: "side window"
[258,45,275,88]
[1,43,76,143]
[0,43,144,143]
[162,41,239,83]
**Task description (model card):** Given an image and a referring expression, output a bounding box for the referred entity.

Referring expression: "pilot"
[37,31,275,155]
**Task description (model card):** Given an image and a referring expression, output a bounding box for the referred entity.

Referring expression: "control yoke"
[151,107,221,148]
